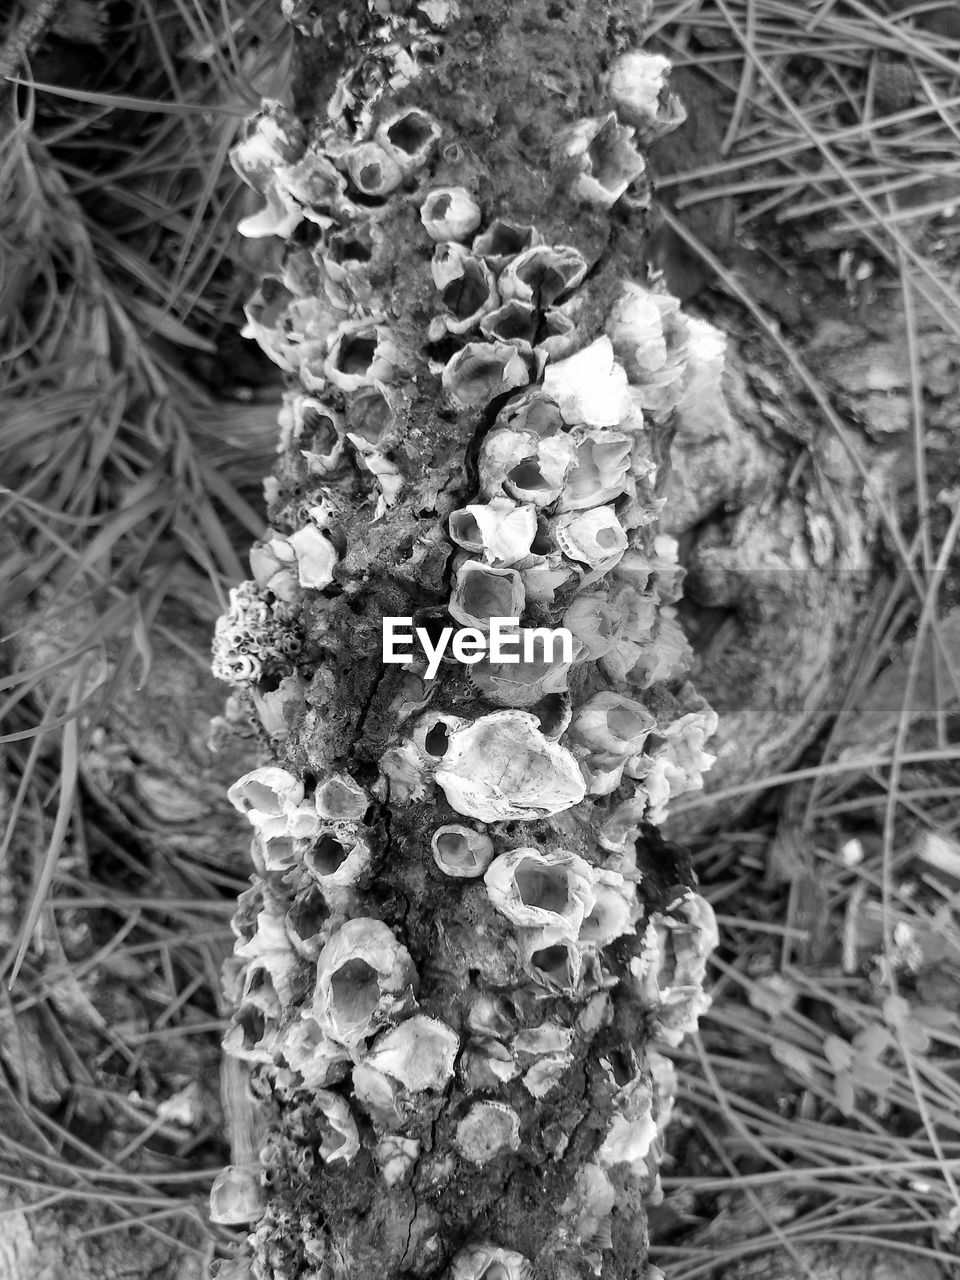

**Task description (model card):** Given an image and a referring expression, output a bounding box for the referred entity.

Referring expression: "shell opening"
[530,943,576,988]
[348,387,392,443]
[450,511,483,548]
[386,110,435,156]
[459,570,517,622]
[508,459,549,491]
[442,263,490,320]
[514,859,569,915]
[424,722,450,757]
[336,335,377,376]
[310,833,350,875]
[427,192,451,218]
[330,959,380,1027]
[436,831,479,872]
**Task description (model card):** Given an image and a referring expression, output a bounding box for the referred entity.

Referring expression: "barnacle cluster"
[213,9,720,1280]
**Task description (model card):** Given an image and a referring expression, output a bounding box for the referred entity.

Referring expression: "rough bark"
[210,4,721,1280]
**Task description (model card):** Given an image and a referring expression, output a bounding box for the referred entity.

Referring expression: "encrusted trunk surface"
[213,4,720,1278]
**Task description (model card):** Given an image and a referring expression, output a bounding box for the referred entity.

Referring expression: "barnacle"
[560,113,646,207]
[339,140,404,196]
[434,711,586,822]
[420,187,482,242]
[455,1102,521,1165]
[431,824,496,877]
[315,773,370,821]
[541,336,629,428]
[228,767,304,839]
[303,825,372,890]
[554,508,629,573]
[557,430,633,511]
[441,341,530,408]
[473,218,540,271]
[312,918,418,1048]
[209,1164,265,1225]
[432,243,499,334]
[448,497,537,566]
[450,1244,531,1280]
[630,893,718,1047]
[469,629,574,707]
[607,50,687,138]
[498,244,587,307]
[485,847,596,940]
[449,560,525,630]
[315,1089,361,1163]
[596,1074,657,1172]
[325,320,401,392]
[376,1134,421,1186]
[363,1014,459,1091]
[375,108,442,171]
[478,428,576,506]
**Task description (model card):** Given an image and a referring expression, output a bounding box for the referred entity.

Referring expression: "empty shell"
[449,560,525,630]
[315,773,370,821]
[498,244,587,307]
[432,243,499,334]
[315,1089,361,1163]
[561,114,646,207]
[420,187,482,241]
[450,1244,531,1280]
[375,108,442,172]
[541,336,628,427]
[340,140,404,196]
[557,430,632,511]
[478,428,576,506]
[448,497,537,566]
[432,825,496,877]
[312,918,418,1047]
[303,826,372,889]
[472,219,541,271]
[554,508,628,572]
[442,341,530,409]
[484,847,596,940]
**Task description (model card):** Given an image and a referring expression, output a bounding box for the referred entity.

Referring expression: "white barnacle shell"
[375,108,442,172]
[498,244,587,307]
[479,300,539,350]
[450,1244,531,1280]
[237,179,303,239]
[455,1102,521,1165]
[597,1075,657,1171]
[538,304,581,360]
[459,1036,521,1091]
[484,847,596,939]
[432,824,495,878]
[448,497,537,566]
[249,531,299,603]
[560,1162,616,1249]
[432,243,499,334]
[434,711,586,822]
[339,140,404,196]
[312,918,418,1048]
[572,691,655,760]
[285,802,323,840]
[579,871,639,947]
[473,219,541,271]
[230,104,304,190]
[513,1024,574,1058]
[275,148,347,214]
[560,113,646,207]
[325,320,400,392]
[284,888,331,962]
[520,554,581,606]
[522,929,583,994]
[478,428,576,506]
[364,1014,459,1091]
[554,508,628,573]
[541,336,628,427]
[228,767,304,839]
[607,50,687,138]
[449,560,525,631]
[557,429,633,511]
[441,341,530,409]
[314,1089,361,1163]
[351,1062,405,1129]
[209,1164,264,1225]
[287,520,338,589]
[376,1135,421,1187]
[252,832,297,873]
[303,825,372,890]
[315,773,370,821]
[420,186,482,242]
[469,628,574,708]
[562,592,621,662]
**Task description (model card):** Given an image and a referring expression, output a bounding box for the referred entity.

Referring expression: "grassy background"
[0,0,959,1274]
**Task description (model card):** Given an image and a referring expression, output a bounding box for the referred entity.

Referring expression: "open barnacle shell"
[472,219,541,272]
[279,395,345,474]
[596,1074,657,1172]
[448,498,537,566]
[338,140,404,196]
[287,518,338,590]
[303,825,373,890]
[312,918,418,1048]
[284,886,330,960]
[441,341,530,409]
[432,824,496,878]
[375,108,442,172]
[469,628,574,708]
[607,50,687,138]
[222,975,280,1065]
[230,102,305,190]
[557,429,633,511]
[434,711,586,822]
[560,113,646,207]
[227,767,304,839]
[432,243,499,334]
[538,303,581,360]
[420,187,482,242]
[274,149,347,213]
[363,1014,459,1091]
[449,560,525,631]
[450,1244,531,1280]
[498,244,587,308]
[478,428,576,506]
[455,1102,522,1165]
[278,1016,352,1088]
[325,320,401,393]
[541,336,629,428]
[554,508,628,573]
[572,691,656,761]
[251,831,297,873]
[479,300,539,350]
[484,847,596,939]
[521,930,583,995]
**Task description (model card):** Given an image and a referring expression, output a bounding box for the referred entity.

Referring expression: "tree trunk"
[211,2,720,1278]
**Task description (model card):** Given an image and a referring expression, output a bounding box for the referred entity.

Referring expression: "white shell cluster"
[215,27,720,1276]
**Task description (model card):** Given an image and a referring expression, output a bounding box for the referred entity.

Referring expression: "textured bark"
[212,4,720,1279]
